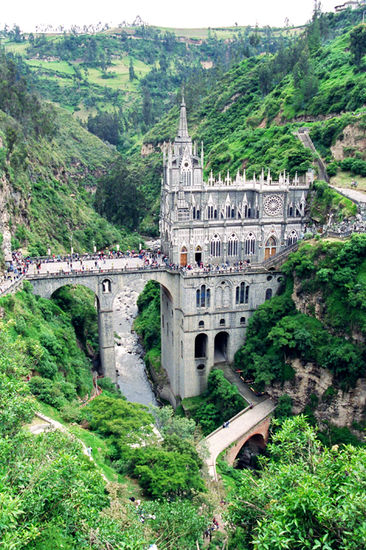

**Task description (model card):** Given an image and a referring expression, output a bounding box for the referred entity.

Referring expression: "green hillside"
[94,6,366,232]
[0,48,141,257]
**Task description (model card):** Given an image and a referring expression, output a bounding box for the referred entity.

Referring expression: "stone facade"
[160,99,312,267]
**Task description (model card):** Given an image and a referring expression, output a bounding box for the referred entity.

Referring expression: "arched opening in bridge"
[195,333,207,358]
[180,246,188,267]
[234,433,266,470]
[195,246,202,265]
[214,331,229,363]
[264,236,277,260]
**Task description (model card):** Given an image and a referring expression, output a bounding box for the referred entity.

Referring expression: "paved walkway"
[203,398,275,480]
[332,186,366,204]
[217,363,266,405]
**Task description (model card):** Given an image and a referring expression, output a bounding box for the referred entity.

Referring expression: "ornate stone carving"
[263,194,283,216]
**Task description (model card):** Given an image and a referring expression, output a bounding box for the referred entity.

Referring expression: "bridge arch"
[214,331,229,363]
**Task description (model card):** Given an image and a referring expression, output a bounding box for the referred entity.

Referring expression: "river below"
[114,281,158,407]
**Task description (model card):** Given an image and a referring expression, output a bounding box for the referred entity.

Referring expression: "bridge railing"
[0,275,25,297]
[25,261,284,281]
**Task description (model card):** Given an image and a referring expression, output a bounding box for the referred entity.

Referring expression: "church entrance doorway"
[195,246,202,265]
[214,331,229,363]
[180,246,188,267]
[264,236,277,260]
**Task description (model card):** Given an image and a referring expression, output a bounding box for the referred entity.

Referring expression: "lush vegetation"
[0,282,212,548]
[224,415,366,550]
[0,47,142,254]
[182,369,247,435]
[134,280,162,374]
[308,180,357,223]
[235,235,366,393]
[0,282,95,408]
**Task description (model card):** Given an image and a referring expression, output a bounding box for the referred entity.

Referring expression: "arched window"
[198,320,204,328]
[288,203,293,217]
[265,236,277,260]
[245,233,256,255]
[244,204,248,218]
[240,317,246,325]
[195,246,202,264]
[195,333,207,358]
[102,279,111,293]
[210,234,221,257]
[226,205,231,218]
[180,246,188,267]
[265,288,272,300]
[193,207,200,220]
[220,318,226,326]
[196,285,211,308]
[228,234,239,256]
[287,230,298,246]
[236,282,249,304]
[214,209,218,219]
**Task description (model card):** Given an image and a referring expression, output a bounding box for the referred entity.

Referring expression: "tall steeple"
[176,95,191,142]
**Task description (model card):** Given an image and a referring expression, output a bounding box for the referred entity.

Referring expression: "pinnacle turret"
[176,96,190,142]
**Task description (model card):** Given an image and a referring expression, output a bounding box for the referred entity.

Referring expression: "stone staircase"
[296,128,329,182]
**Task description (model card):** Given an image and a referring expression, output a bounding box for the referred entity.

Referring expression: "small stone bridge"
[204,398,276,480]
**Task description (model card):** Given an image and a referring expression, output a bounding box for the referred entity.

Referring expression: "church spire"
[177,95,190,140]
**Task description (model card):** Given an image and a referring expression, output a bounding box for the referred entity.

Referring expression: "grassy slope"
[0,104,142,254]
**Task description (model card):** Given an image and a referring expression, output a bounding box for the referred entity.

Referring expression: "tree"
[228,416,366,549]
[350,24,366,68]
[129,57,136,81]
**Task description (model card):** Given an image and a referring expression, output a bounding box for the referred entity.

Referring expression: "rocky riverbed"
[114,282,158,407]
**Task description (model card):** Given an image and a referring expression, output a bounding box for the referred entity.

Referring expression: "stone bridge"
[204,398,275,480]
[27,266,179,383]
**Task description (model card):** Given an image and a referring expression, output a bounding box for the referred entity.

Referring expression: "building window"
[288,204,293,217]
[240,317,246,325]
[193,207,200,220]
[228,234,238,256]
[244,204,248,218]
[245,233,255,255]
[197,364,205,371]
[208,205,214,219]
[102,279,111,293]
[219,318,225,326]
[198,320,204,328]
[196,285,211,308]
[265,288,273,301]
[287,230,298,246]
[210,234,221,257]
[236,282,249,304]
